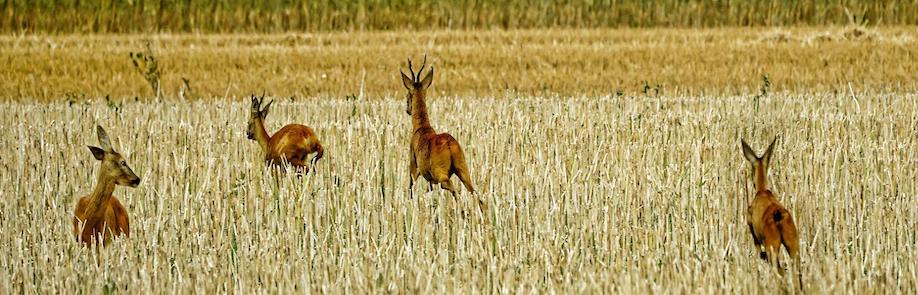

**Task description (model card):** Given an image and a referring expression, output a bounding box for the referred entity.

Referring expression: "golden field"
[1,26,917,293]
[1,27,917,101]
[0,91,916,292]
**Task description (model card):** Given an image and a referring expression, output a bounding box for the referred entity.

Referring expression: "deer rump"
[265,124,322,166]
[748,192,799,260]
[415,132,468,182]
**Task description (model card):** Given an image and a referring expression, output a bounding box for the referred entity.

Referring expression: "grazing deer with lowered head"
[247,95,324,176]
[400,56,487,214]
[73,126,140,247]
[742,136,803,288]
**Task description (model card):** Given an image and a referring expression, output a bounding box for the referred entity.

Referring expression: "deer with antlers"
[73,126,140,247]
[742,136,803,289]
[247,95,324,176]
[400,56,487,214]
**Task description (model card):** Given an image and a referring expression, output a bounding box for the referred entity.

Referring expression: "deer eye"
[120,161,126,166]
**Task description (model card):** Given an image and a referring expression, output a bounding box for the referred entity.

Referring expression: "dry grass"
[0,90,915,292]
[4,0,917,33]
[1,27,917,101]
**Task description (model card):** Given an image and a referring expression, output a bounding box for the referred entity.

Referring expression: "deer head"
[88,126,140,187]
[741,136,778,191]
[400,55,434,115]
[247,95,273,140]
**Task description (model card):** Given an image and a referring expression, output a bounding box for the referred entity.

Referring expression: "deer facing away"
[400,56,487,214]
[742,136,803,288]
[73,125,140,247]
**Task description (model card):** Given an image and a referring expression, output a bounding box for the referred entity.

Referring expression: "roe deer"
[73,125,140,247]
[247,95,324,176]
[400,56,487,214]
[742,136,803,288]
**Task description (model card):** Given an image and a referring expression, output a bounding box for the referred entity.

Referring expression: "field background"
[2,0,918,294]
[2,27,917,101]
[3,0,917,32]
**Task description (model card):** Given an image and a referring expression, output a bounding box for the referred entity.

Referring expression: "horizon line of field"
[10,84,913,103]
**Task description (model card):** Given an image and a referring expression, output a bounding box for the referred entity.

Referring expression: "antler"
[406,55,431,83]
[263,99,274,113]
[407,58,416,82]
[251,94,260,111]
[416,55,427,82]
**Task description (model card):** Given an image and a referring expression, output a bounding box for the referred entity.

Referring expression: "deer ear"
[400,71,414,90]
[88,146,105,160]
[420,67,434,90]
[763,136,778,166]
[741,139,758,164]
[96,125,113,152]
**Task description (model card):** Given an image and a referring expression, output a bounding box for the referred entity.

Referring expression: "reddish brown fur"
[742,137,803,288]
[73,195,130,246]
[401,56,487,214]
[248,96,324,176]
[73,126,140,247]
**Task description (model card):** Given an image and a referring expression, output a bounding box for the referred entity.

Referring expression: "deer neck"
[754,163,768,193]
[412,94,432,131]
[84,171,118,219]
[253,118,272,153]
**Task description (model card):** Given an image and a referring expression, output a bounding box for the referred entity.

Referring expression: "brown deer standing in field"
[400,56,487,215]
[73,126,140,247]
[247,95,324,176]
[742,136,803,289]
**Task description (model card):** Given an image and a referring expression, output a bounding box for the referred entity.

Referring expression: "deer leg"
[439,179,457,199]
[748,224,767,260]
[408,176,415,199]
[409,163,419,199]
[767,245,785,276]
[408,147,420,198]
[291,154,311,177]
[292,165,305,179]
[436,176,459,202]
[438,179,470,219]
[73,217,82,243]
[438,178,458,205]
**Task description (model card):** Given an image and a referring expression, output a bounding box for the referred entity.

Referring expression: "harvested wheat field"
[2,27,917,101]
[1,90,916,292]
[2,4,918,290]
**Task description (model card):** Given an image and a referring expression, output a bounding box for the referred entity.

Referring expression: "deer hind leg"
[455,167,487,215]
[748,224,767,260]
[454,165,475,193]
[291,163,306,179]
[449,144,487,215]
[73,217,82,242]
[764,239,785,275]
[430,158,455,196]
[779,217,803,289]
[289,153,311,177]
[436,176,458,199]
[437,176,470,219]
[408,157,419,198]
